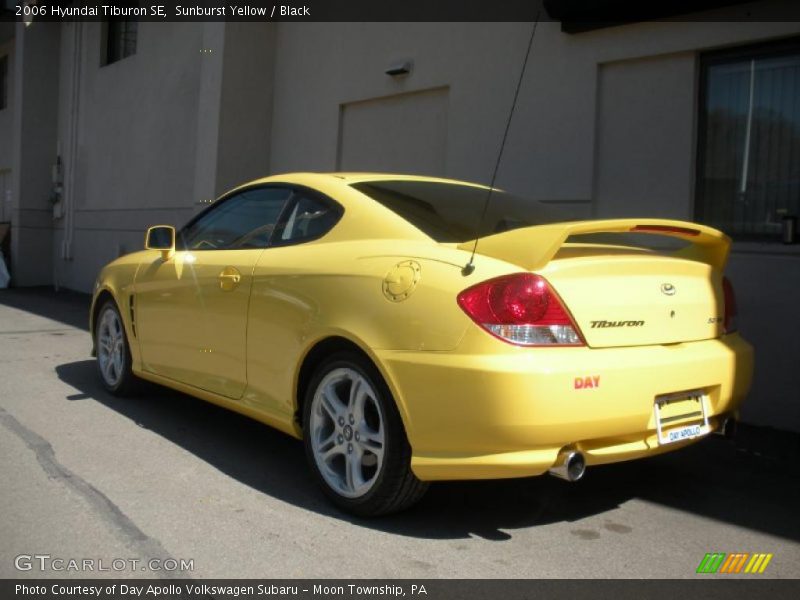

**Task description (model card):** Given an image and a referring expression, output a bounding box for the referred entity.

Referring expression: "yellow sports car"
[91,173,753,516]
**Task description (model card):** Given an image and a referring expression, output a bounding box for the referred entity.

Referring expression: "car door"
[135,186,293,399]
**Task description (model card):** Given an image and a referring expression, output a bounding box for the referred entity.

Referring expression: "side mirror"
[145,225,176,260]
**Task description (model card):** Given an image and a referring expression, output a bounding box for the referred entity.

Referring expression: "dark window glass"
[697,39,800,240]
[351,180,560,243]
[274,193,341,243]
[106,18,138,65]
[0,55,8,111]
[179,188,292,250]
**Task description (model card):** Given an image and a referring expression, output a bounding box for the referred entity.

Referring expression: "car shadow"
[0,287,90,331]
[56,359,800,542]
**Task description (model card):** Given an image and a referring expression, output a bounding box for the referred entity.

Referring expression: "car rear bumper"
[376,333,754,481]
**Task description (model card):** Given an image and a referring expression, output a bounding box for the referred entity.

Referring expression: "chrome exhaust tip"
[714,416,737,439]
[548,450,586,482]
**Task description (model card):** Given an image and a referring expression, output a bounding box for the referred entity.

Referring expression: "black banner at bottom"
[3,579,799,600]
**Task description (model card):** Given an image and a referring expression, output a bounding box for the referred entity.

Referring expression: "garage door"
[338,87,448,177]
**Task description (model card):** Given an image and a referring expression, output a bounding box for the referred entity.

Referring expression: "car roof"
[221,172,494,245]
[239,172,490,189]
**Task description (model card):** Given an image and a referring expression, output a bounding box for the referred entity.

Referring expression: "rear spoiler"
[457,218,731,272]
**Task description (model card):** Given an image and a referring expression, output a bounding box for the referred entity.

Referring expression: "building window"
[696,38,800,240]
[104,18,138,65]
[0,55,8,111]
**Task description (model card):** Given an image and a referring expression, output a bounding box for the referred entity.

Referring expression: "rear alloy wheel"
[303,353,427,516]
[95,301,137,396]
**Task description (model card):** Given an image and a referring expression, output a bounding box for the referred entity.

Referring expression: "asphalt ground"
[0,288,798,579]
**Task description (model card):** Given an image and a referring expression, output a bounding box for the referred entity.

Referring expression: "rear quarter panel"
[241,239,515,432]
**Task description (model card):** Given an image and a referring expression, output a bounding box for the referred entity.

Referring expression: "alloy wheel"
[309,368,386,499]
[97,307,126,388]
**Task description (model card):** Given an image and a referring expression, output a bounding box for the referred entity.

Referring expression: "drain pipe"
[63,21,82,263]
[52,141,61,291]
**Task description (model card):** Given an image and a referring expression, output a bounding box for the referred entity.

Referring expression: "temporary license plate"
[654,389,711,446]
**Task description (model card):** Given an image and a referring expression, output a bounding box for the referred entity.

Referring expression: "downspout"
[63,21,81,263]
[52,140,60,291]
[60,24,73,263]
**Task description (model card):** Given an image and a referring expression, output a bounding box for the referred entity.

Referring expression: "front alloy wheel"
[303,352,427,516]
[95,300,137,395]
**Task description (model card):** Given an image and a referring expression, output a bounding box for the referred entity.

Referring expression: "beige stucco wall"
[49,21,277,292]
[269,20,800,207]
[8,22,59,286]
[50,21,203,291]
[3,15,799,429]
[266,20,800,430]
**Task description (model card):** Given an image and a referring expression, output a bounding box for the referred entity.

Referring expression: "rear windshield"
[351,180,561,243]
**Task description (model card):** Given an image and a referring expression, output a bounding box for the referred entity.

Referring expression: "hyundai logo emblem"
[661,283,676,296]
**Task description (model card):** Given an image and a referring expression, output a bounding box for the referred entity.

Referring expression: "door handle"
[218,266,242,291]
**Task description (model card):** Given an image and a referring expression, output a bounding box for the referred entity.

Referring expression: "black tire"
[94,300,139,396]
[302,351,428,516]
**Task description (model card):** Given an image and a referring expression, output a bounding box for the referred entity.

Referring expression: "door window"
[179,187,292,250]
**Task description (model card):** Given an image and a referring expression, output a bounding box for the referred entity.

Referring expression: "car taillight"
[457,273,584,346]
[723,276,738,334]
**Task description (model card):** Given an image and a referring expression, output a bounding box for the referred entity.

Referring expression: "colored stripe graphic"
[719,553,749,573]
[697,552,773,574]
[697,553,726,573]
[744,553,773,574]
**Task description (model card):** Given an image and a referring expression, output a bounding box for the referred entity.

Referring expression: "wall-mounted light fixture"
[385,60,413,77]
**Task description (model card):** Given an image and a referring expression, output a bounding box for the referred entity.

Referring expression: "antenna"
[463,14,541,276]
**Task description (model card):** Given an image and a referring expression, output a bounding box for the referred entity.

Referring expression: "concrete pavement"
[1,288,798,579]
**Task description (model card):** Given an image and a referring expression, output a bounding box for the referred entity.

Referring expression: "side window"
[179,187,291,250]
[103,18,138,66]
[275,192,340,244]
[696,40,800,239]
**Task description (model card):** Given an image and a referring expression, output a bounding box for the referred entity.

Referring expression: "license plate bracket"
[654,389,710,445]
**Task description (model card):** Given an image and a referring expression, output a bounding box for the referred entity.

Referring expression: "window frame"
[176,183,344,252]
[695,35,800,241]
[102,18,138,66]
